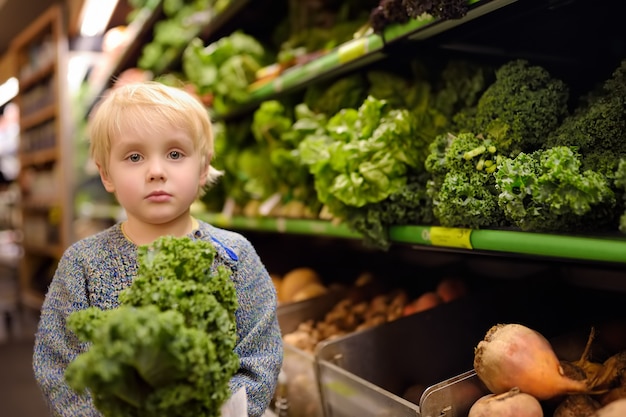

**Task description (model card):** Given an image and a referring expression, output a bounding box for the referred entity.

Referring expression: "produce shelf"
[198,213,626,264]
[151,0,252,75]
[81,3,163,114]
[239,0,517,108]
[195,213,361,239]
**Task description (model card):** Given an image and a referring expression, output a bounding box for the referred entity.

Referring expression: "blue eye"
[170,151,182,160]
[129,154,141,162]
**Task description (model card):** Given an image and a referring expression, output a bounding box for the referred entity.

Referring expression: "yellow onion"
[473,323,588,400]
[468,388,543,417]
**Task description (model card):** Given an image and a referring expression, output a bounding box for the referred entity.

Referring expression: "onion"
[468,388,543,417]
[473,323,589,400]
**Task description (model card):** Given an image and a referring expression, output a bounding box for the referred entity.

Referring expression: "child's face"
[99,124,208,227]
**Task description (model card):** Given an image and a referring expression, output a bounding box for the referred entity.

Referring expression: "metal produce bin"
[276,290,347,417]
[419,321,626,417]
[314,281,613,417]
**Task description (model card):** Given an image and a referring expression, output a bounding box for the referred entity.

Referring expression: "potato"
[468,388,543,417]
[280,267,322,302]
[291,282,328,302]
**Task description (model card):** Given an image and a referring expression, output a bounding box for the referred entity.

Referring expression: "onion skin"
[468,388,543,417]
[474,323,589,400]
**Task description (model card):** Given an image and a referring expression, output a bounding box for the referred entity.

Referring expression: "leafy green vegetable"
[296,95,435,247]
[250,101,321,213]
[303,74,368,116]
[548,60,626,178]
[182,32,268,113]
[300,96,423,210]
[65,236,239,417]
[455,59,569,156]
[425,132,506,229]
[348,172,434,249]
[495,146,616,232]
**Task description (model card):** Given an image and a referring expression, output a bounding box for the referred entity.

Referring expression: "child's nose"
[147,160,166,181]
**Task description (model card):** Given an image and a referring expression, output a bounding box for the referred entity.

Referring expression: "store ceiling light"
[0,77,18,108]
[79,0,120,37]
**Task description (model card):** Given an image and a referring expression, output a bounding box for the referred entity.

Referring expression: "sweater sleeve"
[228,239,283,417]
[33,247,102,417]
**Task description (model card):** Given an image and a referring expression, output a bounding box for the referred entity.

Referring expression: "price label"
[338,38,367,64]
[429,227,473,249]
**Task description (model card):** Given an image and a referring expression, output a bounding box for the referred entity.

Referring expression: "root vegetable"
[590,398,626,417]
[436,277,468,302]
[403,292,442,316]
[553,395,601,417]
[473,323,589,400]
[468,388,543,417]
[280,267,321,302]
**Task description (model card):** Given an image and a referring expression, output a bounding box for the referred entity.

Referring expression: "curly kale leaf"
[456,59,569,156]
[66,237,239,417]
[403,0,469,20]
[433,60,492,120]
[345,172,434,250]
[425,132,506,228]
[548,60,626,178]
[369,0,410,34]
[496,146,616,232]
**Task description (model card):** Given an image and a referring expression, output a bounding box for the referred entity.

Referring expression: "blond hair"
[89,81,222,195]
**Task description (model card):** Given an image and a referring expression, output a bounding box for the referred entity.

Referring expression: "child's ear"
[97,163,116,193]
[199,152,213,185]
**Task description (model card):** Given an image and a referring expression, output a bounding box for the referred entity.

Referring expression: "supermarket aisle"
[0,312,51,417]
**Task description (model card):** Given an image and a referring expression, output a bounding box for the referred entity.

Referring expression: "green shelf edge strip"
[471,229,626,263]
[391,226,626,263]
[196,213,361,238]
[247,0,488,100]
[198,213,626,264]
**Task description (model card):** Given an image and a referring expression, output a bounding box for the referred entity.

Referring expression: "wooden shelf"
[20,103,56,130]
[18,60,54,91]
[10,3,73,311]
[19,148,57,167]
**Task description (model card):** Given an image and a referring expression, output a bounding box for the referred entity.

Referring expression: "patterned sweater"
[33,220,283,417]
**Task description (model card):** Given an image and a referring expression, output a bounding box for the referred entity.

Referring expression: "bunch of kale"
[65,236,239,417]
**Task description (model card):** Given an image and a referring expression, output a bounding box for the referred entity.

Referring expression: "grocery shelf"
[195,212,361,239]
[153,0,252,75]
[221,0,517,118]
[391,226,626,264]
[197,213,626,264]
[81,4,164,114]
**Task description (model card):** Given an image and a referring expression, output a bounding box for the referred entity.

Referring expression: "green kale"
[433,60,492,121]
[65,236,239,417]
[347,172,434,250]
[425,132,506,229]
[548,60,626,178]
[495,146,616,233]
[455,59,569,156]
